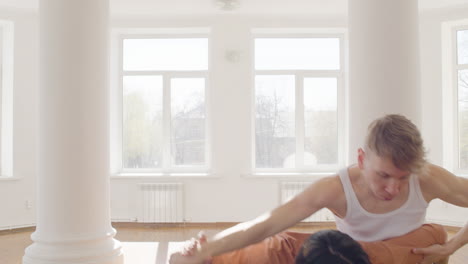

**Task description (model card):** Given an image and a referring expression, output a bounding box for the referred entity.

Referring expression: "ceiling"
[1,0,468,16]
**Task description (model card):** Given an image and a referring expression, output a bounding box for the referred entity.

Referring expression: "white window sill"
[447,169,468,178]
[111,172,219,179]
[0,176,22,181]
[242,172,335,180]
[455,173,468,178]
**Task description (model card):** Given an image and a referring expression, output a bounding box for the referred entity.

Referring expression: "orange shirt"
[361,224,447,264]
[212,224,447,264]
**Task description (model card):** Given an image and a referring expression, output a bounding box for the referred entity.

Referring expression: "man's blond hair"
[365,114,426,173]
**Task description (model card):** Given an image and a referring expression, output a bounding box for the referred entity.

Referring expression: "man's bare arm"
[414,164,468,263]
[169,176,342,264]
[412,224,468,264]
[422,164,468,207]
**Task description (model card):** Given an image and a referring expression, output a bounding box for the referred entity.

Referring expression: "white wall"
[0,8,37,230]
[109,14,346,223]
[1,7,468,229]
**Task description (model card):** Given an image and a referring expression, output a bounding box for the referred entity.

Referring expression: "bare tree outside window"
[254,35,343,171]
[304,78,338,166]
[255,75,295,168]
[120,37,208,172]
[457,30,468,170]
[171,78,206,166]
[458,70,468,169]
[123,76,163,169]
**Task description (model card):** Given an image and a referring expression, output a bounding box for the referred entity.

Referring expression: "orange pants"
[212,224,447,264]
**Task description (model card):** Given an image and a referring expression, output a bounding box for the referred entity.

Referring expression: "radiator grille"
[138,183,184,223]
[280,181,334,222]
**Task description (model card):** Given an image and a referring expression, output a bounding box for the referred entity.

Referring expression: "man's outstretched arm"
[412,223,468,264]
[169,176,342,264]
[415,164,468,263]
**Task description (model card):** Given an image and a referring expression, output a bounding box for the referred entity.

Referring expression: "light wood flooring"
[0,223,467,264]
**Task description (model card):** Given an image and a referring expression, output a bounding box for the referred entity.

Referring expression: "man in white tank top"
[170,115,468,264]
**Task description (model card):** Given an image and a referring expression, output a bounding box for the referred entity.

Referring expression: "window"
[253,31,345,173]
[444,21,468,175]
[0,20,13,178]
[113,30,209,174]
[456,29,468,172]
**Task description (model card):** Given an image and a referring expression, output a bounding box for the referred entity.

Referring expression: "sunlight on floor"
[121,241,186,264]
[122,242,158,264]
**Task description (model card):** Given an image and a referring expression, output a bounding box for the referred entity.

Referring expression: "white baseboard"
[0,223,35,231]
[426,218,465,227]
[111,218,138,223]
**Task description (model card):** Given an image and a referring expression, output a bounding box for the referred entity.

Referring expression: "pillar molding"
[23,0,123,263]
[348,0,421,163]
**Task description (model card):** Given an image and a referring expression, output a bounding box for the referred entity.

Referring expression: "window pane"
[171,78,205,166]
[458,70,468,101]
[123,76,163,169]
[255,38,340,70]
[255,75,295,168]
[457,30,468,65]
[304,78,338,166]
[123,38,208,71]
[459,102,468,170]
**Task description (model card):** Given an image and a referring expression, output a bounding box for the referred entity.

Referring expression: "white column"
[23,1,124,263]
[348,0,421,163]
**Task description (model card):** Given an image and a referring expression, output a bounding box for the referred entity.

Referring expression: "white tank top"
[334,167,428,242]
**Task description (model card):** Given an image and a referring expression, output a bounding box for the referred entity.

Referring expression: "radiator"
[280,181,334,222]
[137,183,184,223]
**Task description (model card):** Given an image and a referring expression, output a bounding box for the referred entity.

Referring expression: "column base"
[23,233,124,264]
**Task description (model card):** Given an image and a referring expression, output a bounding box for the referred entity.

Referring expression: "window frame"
[251,29,347,174]
[0,20,13,179]
[111,29,211,176]
[442,21,468,176]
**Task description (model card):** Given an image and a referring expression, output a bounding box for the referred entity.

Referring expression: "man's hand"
[412,244,450,264]
[169,232,211,264]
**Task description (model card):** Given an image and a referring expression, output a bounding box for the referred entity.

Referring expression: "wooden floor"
[1,223,467,264]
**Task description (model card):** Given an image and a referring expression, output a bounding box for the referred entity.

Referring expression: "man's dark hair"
[295,230,371,264]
